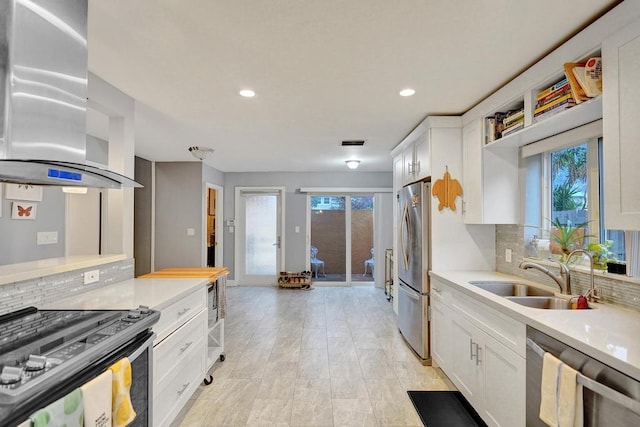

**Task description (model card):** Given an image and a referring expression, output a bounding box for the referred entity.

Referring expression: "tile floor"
[172,285,453,426]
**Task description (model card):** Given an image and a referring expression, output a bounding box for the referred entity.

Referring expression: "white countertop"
[43,277,208,311]
[0,254,127,286]
[431,270,640,380]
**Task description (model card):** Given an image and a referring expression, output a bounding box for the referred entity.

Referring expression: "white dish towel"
[540,352,584,427]
[81,369,113,427]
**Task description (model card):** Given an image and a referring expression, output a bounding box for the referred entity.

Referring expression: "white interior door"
[237,187,284,285]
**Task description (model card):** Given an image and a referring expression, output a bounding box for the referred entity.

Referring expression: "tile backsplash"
[496,224,640,312]
[0,259,134,315]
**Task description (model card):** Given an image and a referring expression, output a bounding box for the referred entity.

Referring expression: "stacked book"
[534,77,575,123]
[484,108,524,143]
[501,108,525,137]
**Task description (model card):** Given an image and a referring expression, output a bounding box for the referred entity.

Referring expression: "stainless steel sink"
[469,281,555,297]
[505,296,589,310]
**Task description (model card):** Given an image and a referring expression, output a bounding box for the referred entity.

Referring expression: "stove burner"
[0,367,22,385]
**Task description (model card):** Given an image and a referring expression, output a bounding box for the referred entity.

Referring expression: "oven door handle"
[129,333,156,361]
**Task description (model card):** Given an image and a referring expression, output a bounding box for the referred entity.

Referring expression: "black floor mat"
[407,391,488,427]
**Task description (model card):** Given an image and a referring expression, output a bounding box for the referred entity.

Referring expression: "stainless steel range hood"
[0,0,140,188]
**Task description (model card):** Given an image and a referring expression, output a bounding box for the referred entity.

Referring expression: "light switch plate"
[187,228,195,236]
[84,269,100,285]
[37,231,58,245]
[505,248,513,263]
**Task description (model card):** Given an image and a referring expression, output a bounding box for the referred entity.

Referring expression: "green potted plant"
[548,218,591,262]
[587,240,614,270]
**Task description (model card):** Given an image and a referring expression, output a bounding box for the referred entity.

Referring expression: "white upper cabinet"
[462,119,519,224]
[603,18,640,230]
[393,131,431,188]
[413,133,431,181]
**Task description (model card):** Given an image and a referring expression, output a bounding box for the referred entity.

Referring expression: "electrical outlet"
[186,228,195,236]
[84,269,100,285]
[505,248,513,263]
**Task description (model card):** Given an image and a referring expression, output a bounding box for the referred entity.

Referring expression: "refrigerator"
[397,180,431,362]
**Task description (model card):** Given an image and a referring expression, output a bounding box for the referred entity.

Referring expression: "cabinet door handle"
[462,200,466,215]
[407,162,413,175]
[476,346,482,366]
[177,308,190,317]
[469,339,476,360]
[177,382,190,396]
[180,341,194,353]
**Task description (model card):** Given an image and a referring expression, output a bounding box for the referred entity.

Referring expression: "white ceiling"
[87,0,618,173]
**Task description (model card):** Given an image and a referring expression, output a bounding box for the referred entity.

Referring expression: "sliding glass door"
[308,194,374,285]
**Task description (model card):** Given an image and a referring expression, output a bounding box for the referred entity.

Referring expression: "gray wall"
[0,186,65,265]
[223,171,393,280]
[154,162,204,269]
[134,157,153,276]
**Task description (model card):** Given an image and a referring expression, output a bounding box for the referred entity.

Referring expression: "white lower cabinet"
[480,328,526,427]
[431,278,525,427]
[430,295,451,372]
[153,288,208,427]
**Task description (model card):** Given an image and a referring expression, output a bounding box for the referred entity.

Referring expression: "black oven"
[0,307,159,427]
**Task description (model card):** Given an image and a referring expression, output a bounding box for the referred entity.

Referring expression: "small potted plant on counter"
[587,240,614,270]
[548,218,591,262]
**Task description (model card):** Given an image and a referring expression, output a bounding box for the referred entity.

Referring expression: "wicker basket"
[278,271,312,289]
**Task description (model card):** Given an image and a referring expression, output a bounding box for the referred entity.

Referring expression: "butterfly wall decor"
[11,202,37,220]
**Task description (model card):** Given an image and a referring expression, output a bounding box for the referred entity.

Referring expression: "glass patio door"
[238,188,283,285]
[309,194,374,285]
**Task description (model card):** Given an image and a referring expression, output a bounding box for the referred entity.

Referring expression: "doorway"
[308,194,374,285]
[205,184,223,267]
[236,187,285,285]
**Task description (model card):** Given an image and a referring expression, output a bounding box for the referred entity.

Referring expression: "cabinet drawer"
[431,279,452,304]
[154,308,207,384]
[154,337,206,427]
[451,291,526,357]
[154,288,206,342]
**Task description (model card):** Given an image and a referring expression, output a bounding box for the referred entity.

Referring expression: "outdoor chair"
[310,245,326,278]
[363,248,374,276]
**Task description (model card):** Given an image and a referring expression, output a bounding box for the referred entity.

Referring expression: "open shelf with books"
[484,95,601,150]
[483,49,602,150]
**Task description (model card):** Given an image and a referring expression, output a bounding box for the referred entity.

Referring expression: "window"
[525,130,625,262]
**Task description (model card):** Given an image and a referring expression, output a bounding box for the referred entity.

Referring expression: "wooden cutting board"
[138,267,229,282]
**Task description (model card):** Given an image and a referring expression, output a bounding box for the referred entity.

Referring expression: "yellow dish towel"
[81,369,113,427]
[109,357,137,427]
[30,388,83,427]
[539,352,584,427]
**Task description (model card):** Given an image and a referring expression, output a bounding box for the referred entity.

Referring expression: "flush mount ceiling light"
[399,88,416,97]
[188,146,215,160]
[239,89,256,98]
[345,160,360,170]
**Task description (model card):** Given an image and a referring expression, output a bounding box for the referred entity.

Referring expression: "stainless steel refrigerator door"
[398,182,430,294]
[397,281,430,360]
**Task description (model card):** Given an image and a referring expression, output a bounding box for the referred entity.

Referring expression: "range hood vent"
[0,0,140,188]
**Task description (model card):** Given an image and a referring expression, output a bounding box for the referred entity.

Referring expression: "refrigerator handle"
[400,201,412,270]
[398,282,420,301]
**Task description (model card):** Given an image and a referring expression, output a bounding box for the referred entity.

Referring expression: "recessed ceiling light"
[399,88,416,97]
[239,89,256,98]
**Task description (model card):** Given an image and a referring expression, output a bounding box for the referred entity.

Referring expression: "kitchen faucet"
[566,249,600,302]
[519,259,571,295]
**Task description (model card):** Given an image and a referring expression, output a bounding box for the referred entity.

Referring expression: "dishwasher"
[526,326,640,426]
